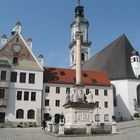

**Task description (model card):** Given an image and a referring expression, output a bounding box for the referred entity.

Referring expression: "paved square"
[0,120,140,140]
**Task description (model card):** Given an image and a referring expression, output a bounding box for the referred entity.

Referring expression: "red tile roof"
[44,67,111,86]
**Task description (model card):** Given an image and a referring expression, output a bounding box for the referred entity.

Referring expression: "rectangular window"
[56,87,60,94]
[29,73,35,84]
[45,86,50,93]
[104,114,109,122]
[104,102,108,108]
[13,57,18,64]
[20,72,26,83]
[104,90,108,96]
[55,100,60,107]
[95,101,99,108]
[95,114,100,122]
[86,89,90,94]
[45,99,49,106]
[24,91,29,101]
[31,92,36,101]
[66,87,70,93]
[1,71,6,81]
[95,89,99,95]
[0,89,5,99]
[11,72,17,82]
[17,91,22,100]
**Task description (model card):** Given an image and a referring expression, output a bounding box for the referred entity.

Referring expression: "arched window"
[137,85,140,106]
[112,84,117,106]
[16,109,24,119]
[134,57,136,62]
[27,109,35,119]
[81,53,85,61]
[104,114,109,122]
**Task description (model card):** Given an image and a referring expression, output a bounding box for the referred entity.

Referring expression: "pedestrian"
[42,119,46,130]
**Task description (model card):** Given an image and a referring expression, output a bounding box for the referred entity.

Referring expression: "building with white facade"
[83,34,140,121]
[43,67,114,125]
[0,22,44,127]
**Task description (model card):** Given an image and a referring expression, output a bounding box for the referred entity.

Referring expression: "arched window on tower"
[81,53,85,61]
[16,109,24,119]
[137,85,140,107]
[134,57,136,62]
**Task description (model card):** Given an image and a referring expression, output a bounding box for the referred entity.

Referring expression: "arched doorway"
[137,85,140,106]
[55,114,60,124]
[44,113,51,121]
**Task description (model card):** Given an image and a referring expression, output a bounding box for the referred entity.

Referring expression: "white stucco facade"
[112,79,140,120]
[43,83,114,125]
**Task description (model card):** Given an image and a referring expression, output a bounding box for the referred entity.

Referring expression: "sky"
[0,0,140,68]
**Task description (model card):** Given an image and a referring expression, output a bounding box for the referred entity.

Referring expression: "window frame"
[55,100,60,107]
[45,86,50,93]
[56,87,60,94]
[45,99,50,106]
[104,114,109,122]
[104,90,108,96]
[20,72,26,83]
[0,89,5,99]
[24,91,29,101]
[10,72,17,82]
[95,89,99,95]
[31,92,36,101]
[13,57,18,65]
[1,71,6,81]
[16,109,24,119]
[27,109,35,119]
[95,114,100,122]
[66,87,70,93]
[29,73,35,84]
[104,101,108,108]
[17,91,22,100]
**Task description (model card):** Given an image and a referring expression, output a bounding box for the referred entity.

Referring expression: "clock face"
[12,44,21,53]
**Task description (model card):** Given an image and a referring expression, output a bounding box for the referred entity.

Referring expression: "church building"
[83,34,140,121]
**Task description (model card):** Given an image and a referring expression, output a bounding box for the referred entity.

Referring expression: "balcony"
[0,99,8,107]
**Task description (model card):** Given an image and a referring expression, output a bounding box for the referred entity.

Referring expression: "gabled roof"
[0,32,43,71]
[44,67,111,86]
[82,34,136,80]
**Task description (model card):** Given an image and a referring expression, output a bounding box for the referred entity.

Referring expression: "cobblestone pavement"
[0,120,140,140]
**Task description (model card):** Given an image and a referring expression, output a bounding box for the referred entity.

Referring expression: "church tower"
[69,0,92,69]
[130,50,140,78]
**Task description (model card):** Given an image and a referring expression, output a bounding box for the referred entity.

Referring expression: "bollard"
[86,123,92,135]
[58,122,65,135]
[112,121,117,134]
[47,122,52,132]
[52,123,57,133]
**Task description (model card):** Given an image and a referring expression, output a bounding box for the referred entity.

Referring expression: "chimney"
[1,34,8,46]
[27,38,32,49]
[12,21,22,35]
[38,54,44,66]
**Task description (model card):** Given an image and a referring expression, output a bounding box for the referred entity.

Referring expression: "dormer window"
[13,57,18,64]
